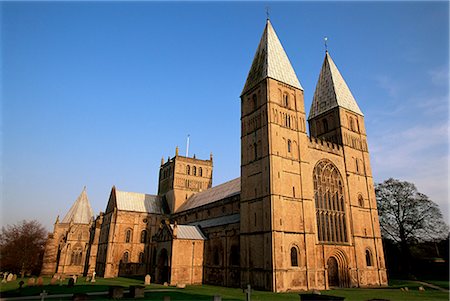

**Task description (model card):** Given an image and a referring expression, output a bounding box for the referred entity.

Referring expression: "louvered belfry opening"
[314,160,348,243]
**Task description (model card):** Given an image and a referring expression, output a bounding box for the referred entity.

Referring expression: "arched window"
[139,252,145,263]
[290,247,298,267]
[322,119,329,132]
[230,245,240,266]
[349,117,355,131]
[252,94,257,110]
[123,251,129,263]
[186,165,190,175]
[358,194,364,207]
[193,166,197,176]
[287,139,292,153]
[283,93,289,107]
[314,160,348,243]
[125,229,132,243]
[70,246,82,265]
[365,249,373,266]
[140,230,147,243]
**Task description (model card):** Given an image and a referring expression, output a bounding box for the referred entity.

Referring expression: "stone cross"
[244,284,252,301]
[40,290,48,301]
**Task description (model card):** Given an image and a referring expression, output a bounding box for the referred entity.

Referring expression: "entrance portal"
[156,248,169,284]
[327,257,339,287]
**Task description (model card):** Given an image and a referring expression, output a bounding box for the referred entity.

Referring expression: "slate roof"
[175,178,240,213]
[308,52,363,120]
[242,20,302,95]
[170,224,206,240]
[115,190,165,214]
[189,214,240,228]
[62,187,94,224]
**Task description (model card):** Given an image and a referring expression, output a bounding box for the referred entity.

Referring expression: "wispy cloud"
[428,66,449,86]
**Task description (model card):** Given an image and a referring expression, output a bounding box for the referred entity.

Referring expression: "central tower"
[239,20,309,290]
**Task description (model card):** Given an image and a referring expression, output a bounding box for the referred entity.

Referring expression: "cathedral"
[41,20,388,292]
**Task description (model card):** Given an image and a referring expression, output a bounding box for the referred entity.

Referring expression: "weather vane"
[324,36,328,52]
[266,6,270,20]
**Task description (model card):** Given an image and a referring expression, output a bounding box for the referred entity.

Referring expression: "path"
[413,281,449,292]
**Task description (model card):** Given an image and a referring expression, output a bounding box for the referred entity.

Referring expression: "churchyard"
[0,275,448,301]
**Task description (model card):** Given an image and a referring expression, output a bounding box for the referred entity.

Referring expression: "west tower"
[308,52,387,287]
[240,20,309,291]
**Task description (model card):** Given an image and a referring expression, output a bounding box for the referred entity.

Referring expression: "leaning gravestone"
[36,276,44,286]
[144,274,151,285]
[6,273,13,282]
[27,277,36,286]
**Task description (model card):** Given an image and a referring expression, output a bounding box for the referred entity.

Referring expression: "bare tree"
[0,220,48,277]
[375,178,448,274]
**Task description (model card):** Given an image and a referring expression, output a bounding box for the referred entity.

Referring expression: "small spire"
[175,146,179,156]
[210,152,213,161]
[265,6,270,21]
[161,157,164,165]
[55,215,60,224]
[324,36,328,52]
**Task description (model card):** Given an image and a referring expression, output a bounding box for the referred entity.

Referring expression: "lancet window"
[290,247,299,267]
[314,160,348,243]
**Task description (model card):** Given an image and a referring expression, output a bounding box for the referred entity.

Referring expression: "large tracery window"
[314,160,348,243]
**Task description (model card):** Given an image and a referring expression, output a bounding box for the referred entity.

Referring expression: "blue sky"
[2,1,448,230]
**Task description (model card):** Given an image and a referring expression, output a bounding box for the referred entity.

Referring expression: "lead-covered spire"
[308,52,363,120]
[242,20,302,95]
[62,187,94,224]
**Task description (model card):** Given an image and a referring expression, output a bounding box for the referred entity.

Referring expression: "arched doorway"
[327,257,339,287]
[156,248,169,284]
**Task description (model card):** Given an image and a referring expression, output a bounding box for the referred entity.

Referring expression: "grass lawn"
[1,278,448,300]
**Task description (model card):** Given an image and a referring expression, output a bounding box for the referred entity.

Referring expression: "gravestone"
[72,275,78,283]
[86,276,91,282]
[108,286,124,299]
[176,283,186,288]
[144,274,151,285]
[68,278,75,288]
[2,273,8,283]
[418,286,425,291]
[6,273,13,282]
[19,281,24,289]
[129,285,145,298]
[213,295,222,301]
[37,276,44,286]
[163,282,168,286]
[27,277,36,286]
[50,277,58,285]
[91,271,96,283]
[12,274,17,280]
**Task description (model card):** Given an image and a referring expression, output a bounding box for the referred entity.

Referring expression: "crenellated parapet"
[308,137,344,156]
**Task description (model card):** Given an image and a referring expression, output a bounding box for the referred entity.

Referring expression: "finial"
[193,154,196,159]
[167,156,170,162]
[55,215,59,224]
[175,146,179,156]
[324,36,328,52]
[161,157,164,165]
[210,152,213,161]
[265,6,270,21]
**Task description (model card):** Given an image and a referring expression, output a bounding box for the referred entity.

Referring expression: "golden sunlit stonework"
[41,20,388,292]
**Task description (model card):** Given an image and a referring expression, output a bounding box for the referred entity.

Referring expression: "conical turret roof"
[242,20,302,95]
[62,187,94,224]
[308,52,363,120]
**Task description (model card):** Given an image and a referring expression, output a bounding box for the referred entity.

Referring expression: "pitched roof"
[189,213,240,228]
[115,190,165,214]
[170,224,206,240]
[175,178,240,213]
[242,20,302,95]
[62,187,94,224]
[308,52,363,120]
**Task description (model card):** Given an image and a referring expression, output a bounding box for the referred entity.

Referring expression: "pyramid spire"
[241,20,302,95]
[62,187,94,224]
[308,52,363,120]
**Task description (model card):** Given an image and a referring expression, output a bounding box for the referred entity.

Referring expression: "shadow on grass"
[0,284,115,298]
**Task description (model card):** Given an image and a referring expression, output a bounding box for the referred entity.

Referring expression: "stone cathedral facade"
[41,20,388,292]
